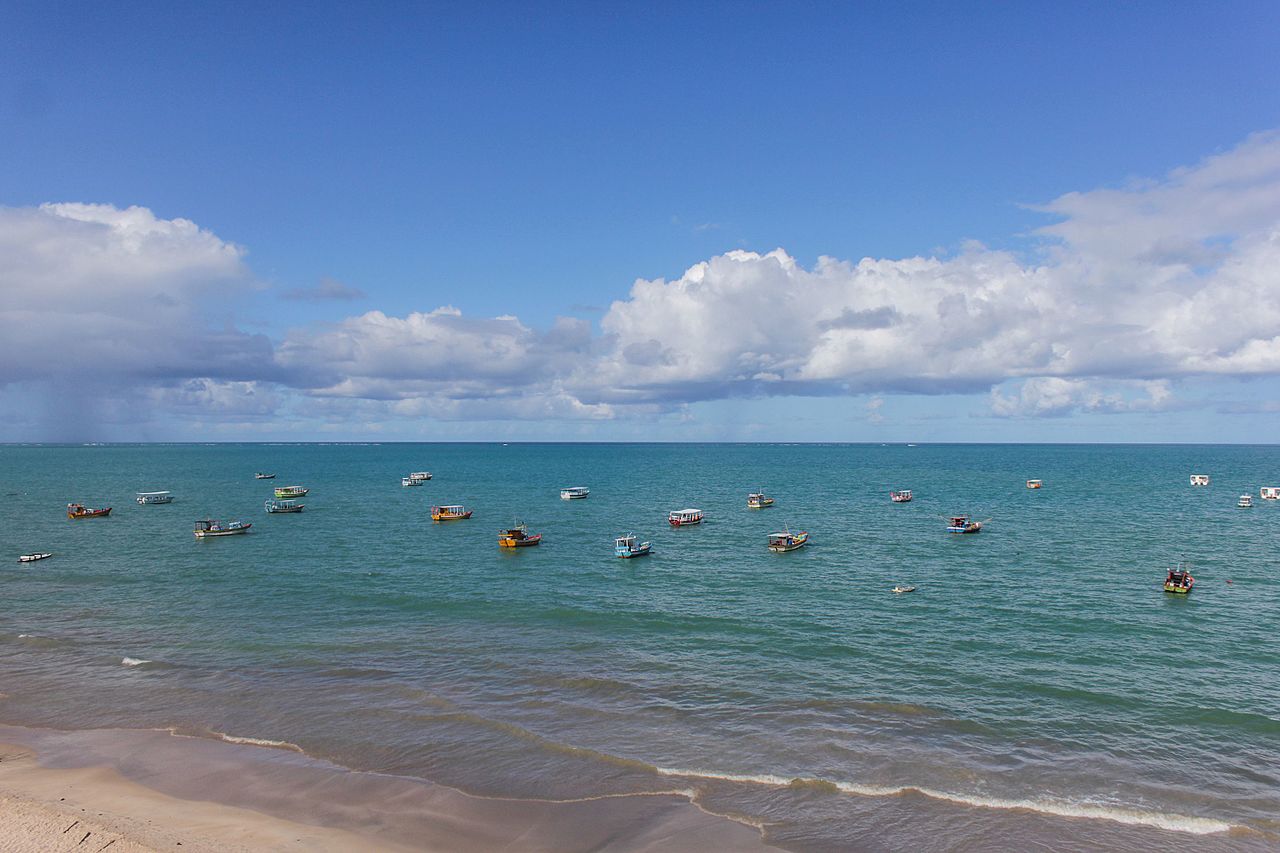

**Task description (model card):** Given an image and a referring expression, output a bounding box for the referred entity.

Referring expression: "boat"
[18,553,52,563]
[668,508,704,527]
[265,499,305,513]
[1238,494,1253,508]
[614,533,652,558]
[1261,487,1280,500]
[560,486,590,500]
[255,472,276,480]
[401,477,424,487]
[1164,566,1194,594]
[274,485,309,498]
[947,515,983,534]
[1190,474,1210,486]
[747,492,774,508]
[67,503,111,519]
[1026,479,1043,489]
[890,489,912,503]
[498,523,542,547]
[136,491,173,505]
[408,472,432,482]
[431,505,472,521]
[767,528,809,552]
[892,585,916,594]
[193,519,251,538]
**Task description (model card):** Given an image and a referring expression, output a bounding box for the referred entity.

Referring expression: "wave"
[120,657,151,667]
[205,730,307,753]
[652,765,1239,836]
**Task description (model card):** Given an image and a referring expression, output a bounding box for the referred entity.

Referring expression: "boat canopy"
[137,491,171,497]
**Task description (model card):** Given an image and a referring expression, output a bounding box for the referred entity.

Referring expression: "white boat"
[892,585,916,594]
[408,472,432,482]
[18,552,52,563]
[1261,487,1280,500]
[668,508,703,527]
[890,489,912,503]
[1238,494,1253,508]
[560,486,590,500]
[402,477,423,487]
[747,492,774,508]
[1190,474,1210,486]
[1026,479,1043,489]
[136,491,173,505]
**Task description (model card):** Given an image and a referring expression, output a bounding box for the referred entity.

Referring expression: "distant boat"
[767,528,809,553]
[668,508,703,527]
[560,486,590,500]
[892,585,916,594]
[193,519,251,538]
[1238,494,1253,508]
[1261,487,1280,500]
[1190,474,1210,486]
[18,552,52,563]
[747,492,774,508]
[890,489,912,503]
[614,533,651,558]
[136,491,173,505]
[402,477,424,487]
[947,515,983,534]
[255,473,276,480]
[265,499,305,513]
[67,503,111,519]
[408,472,432,482]
[274,485,308,498]
[431,505,472,521]
[1026,479,1043,489]
[498,523,541,547]
[1164,565,1194,594]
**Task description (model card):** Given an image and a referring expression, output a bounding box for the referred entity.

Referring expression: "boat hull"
[499,535,541,547]
[617,545,651,558]
[1163,583,1192,594]
[67,508,111,519]
[18,553,51,563]
[432,512,472,521]
[194,526,251,538]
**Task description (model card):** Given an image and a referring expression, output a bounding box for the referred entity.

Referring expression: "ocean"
[1,442,1277,850]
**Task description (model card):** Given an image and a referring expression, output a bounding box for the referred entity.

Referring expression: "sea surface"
[2,443,1278,850]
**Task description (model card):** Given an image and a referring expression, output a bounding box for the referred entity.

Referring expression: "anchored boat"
[255,472,276,480]
[890,489,912,503]
[265,499,305,513]
[1261,486,1280,500]
[1238,494,1254,508]
[136,491,173,505]
[767,528,809,552]
[892,585,916,594]
[560,486,590,500]
[498,523,542,547]
[614,533,651,558]
[1190,474,1210,486]
[431,505,472,521]
[1164,566,1194,594]
[18,553,52,563]
[947,515,983,534]
[747,492,774,508]
[408,472,432,482]
[1026,479,1043,489]
[402,477,424,487]
[193,519,251,538]
[274,485,309,499]
[67,503,111,519]
[668,508,704,527]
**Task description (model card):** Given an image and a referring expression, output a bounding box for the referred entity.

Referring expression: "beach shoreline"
[0,724,774,852]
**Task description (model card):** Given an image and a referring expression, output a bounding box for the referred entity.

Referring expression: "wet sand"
[0,725,772,852]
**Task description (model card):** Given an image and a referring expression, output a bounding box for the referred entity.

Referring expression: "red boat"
[67,503,111,519]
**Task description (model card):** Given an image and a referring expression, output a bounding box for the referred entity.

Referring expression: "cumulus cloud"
[989,378,1172,418]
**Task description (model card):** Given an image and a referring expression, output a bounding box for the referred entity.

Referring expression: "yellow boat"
[431,505,472,521]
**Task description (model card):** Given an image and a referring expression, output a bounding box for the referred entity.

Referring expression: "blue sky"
[3,2,1280,441]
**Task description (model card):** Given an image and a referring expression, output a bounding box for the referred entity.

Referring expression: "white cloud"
[989,378,1172,418]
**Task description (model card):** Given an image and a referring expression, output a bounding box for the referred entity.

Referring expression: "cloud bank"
[3,130,1280,431]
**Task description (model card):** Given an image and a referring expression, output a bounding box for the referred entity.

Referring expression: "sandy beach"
[0,726,771,852]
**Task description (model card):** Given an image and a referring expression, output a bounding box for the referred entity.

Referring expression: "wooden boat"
[1238,494,1253,508]
[193,519,251,538]
[67,503,111,519]
[668,508,703,527]
[560,486,590,500]
[890,489,912,503]
[402,477,424,487]
[408,472,432,482]
[1026,479,1043,489]
[1261,486,1280,500]
[1190,474,1210,486]
[767,529,809,553]
[18,552,52,563]
[136,491,173,505]
[264,499,305,513]
[274,485,309,498]
[431,505,472,521]
[747,492,774,508]
[947,515,983,534]
[892,585,916,594]
[615,533,651,558]
[1164,566,1194,594]
[255,472,276,480]
[498,523,541,547]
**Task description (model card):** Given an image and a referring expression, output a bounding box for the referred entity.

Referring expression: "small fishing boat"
[1238,494,1253,508]
[747,492,774,508]
[767,528,809,552]
[255,472,276,480]
[892,585,916,594]
[408,472,432,482]
[560,486,590,500]
[890,489,912,503]
[614,533,652,558]
[1164,566,1194,594]
[947,515,983,534]
[18,552,52,563]
[431,505,472,521]
[274,485,309,498]
[136,491,173,505]
[193,519,251,538]
[668,508,704,527]
[1261,487,1280,500]
[1190,474,1210,486]
[1026,479,1043,489]
[264,498,305,513]
[498,523,542,547]
[67,503,111,519]
[402,477,423,487]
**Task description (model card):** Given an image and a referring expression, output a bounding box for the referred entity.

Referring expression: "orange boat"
[67,503,111,519]
[431,505,472,521]
[498,523,542,548]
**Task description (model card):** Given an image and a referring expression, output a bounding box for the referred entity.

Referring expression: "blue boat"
[615,533,651,558]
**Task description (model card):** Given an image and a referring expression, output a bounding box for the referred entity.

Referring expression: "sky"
[2,1,1280,442]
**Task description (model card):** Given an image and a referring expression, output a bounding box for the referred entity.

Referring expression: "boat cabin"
[1164,568,1194,594]
[274,485,308,498]
[615,534,652,558]
[498,523,541,546]
[265,499,304,513]
[747,492,774,508]
[136,491,173,505]
[408,472,432,481]
[947,515,982,534]
[431,505,472,520]
[668,508,704,526]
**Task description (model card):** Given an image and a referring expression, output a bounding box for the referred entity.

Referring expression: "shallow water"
[1,443,1277,849]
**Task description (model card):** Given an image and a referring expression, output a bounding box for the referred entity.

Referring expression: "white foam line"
[653,766,1238,836]
[121,657,150,667]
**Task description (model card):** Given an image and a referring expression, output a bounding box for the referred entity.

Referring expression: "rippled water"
[1,443,1277,849]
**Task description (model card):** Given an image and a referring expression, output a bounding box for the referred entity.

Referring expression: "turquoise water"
[2,443,1278,850]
